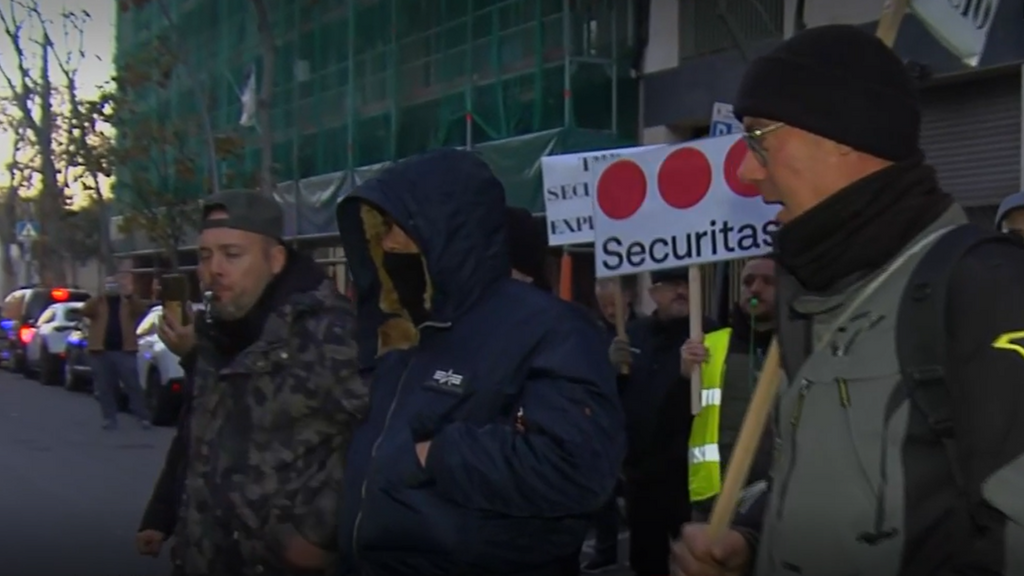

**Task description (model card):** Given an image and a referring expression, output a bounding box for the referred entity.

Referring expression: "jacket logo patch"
[430,369,465,391]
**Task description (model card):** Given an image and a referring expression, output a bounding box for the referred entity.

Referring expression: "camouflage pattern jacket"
[174,279,368,576]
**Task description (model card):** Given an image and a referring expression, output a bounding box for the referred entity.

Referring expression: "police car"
[24,301,85,386]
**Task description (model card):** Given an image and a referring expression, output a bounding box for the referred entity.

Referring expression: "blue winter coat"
[335,149,625,576]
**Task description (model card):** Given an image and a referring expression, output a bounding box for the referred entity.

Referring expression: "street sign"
[16,220,39,241]
[710,102,744,137]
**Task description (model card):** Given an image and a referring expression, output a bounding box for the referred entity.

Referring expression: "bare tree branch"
[51,8,116,273]
[0,1,40,133]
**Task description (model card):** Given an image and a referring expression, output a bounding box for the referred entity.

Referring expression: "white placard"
[592,133,780,278]
[541,146,661,246]
[710,102,744,136]
[911,0,1000,66]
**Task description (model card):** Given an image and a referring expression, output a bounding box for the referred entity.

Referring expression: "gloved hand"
[609,336,634,367]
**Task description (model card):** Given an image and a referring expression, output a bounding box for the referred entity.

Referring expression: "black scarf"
[382,252,430,326]
[774,158,954,292]
[204,279,280,359]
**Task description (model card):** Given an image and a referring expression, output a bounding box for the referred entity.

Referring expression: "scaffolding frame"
[114,0,638,188]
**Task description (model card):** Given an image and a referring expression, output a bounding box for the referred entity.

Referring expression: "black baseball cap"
[201,189,284,240]
[651,267,689,285]
[996,191,1024,230]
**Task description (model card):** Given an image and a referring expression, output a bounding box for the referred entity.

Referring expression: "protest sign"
[592,133,779,278]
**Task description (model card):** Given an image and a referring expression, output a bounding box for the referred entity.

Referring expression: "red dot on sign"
[598,158,643,219]
[597,160,647,220]
[724,138,760,198]
[657,147,712,210]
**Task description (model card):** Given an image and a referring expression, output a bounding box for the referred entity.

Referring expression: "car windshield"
[64,307,83,323]
[25,290,89,321]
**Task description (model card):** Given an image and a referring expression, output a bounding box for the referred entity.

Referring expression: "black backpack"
[896,223,1023,489]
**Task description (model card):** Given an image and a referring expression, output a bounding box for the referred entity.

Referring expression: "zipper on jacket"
[775,378,811,520]
[351,360,414,562]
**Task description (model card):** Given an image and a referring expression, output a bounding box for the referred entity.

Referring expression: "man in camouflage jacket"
[170,190,368,576]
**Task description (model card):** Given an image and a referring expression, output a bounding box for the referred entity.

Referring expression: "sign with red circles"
[596,136,759,220]
[592,132,779,278]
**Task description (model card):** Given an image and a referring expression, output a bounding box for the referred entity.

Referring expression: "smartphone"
[159,274,191,326]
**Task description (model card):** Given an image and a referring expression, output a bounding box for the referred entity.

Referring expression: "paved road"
[0,370,174,576]
[0,368,638,576]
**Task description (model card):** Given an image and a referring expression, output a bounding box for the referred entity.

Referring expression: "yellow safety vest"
[688,327,732,504]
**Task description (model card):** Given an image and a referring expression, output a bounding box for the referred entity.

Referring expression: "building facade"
[112,0,641,250]
[641,0,1024,220]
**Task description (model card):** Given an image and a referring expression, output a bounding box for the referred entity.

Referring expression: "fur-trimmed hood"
[336,148,510,358]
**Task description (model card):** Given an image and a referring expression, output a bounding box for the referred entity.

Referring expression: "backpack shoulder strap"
[896,223,1014,489]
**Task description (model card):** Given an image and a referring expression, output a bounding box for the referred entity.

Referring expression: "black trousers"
[590,494,621,561]
[624,477,689,576]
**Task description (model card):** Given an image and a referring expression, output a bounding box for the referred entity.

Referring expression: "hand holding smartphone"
[159,274,190,327]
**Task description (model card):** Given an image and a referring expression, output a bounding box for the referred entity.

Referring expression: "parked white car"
[136,303,203,426]
[26,301,84,386]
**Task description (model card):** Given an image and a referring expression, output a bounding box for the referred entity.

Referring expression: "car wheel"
[40,347,64,387]
[13,351,27,375]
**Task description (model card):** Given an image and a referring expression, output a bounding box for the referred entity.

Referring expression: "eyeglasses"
[743,122,786,166]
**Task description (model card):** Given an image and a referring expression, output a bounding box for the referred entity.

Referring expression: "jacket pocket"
[361,444,480,565]
[378,431,432,490]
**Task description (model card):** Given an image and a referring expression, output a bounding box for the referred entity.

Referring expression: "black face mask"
[382,251,429,325]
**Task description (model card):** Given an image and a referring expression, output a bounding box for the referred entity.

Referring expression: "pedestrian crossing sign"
[16,220,38,241]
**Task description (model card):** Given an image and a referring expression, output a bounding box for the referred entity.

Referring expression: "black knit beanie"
[733,24,921,162]
[505,207,551,290]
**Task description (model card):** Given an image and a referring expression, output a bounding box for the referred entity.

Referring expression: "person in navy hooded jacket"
[335,148,626,576]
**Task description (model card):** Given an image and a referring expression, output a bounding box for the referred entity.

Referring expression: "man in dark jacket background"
[582,277,638,573]
[506,206,553,291]
[335,149,625,576]
[995,190,1024,238]
[608,267,715,576]
[681,257,775,520]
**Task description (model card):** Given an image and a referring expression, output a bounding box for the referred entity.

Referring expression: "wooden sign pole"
[688,266,703,415]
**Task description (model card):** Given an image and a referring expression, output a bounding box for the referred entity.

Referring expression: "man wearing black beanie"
[672,24,1024,576]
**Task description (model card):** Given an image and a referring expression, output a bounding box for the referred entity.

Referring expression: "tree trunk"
[35,35,66,285]
[1,186,17,294]
[251,0,276,196]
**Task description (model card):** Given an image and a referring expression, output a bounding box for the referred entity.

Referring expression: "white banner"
[541,146,661,246]
[911,0,1000,66]
[592,133,780,278]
